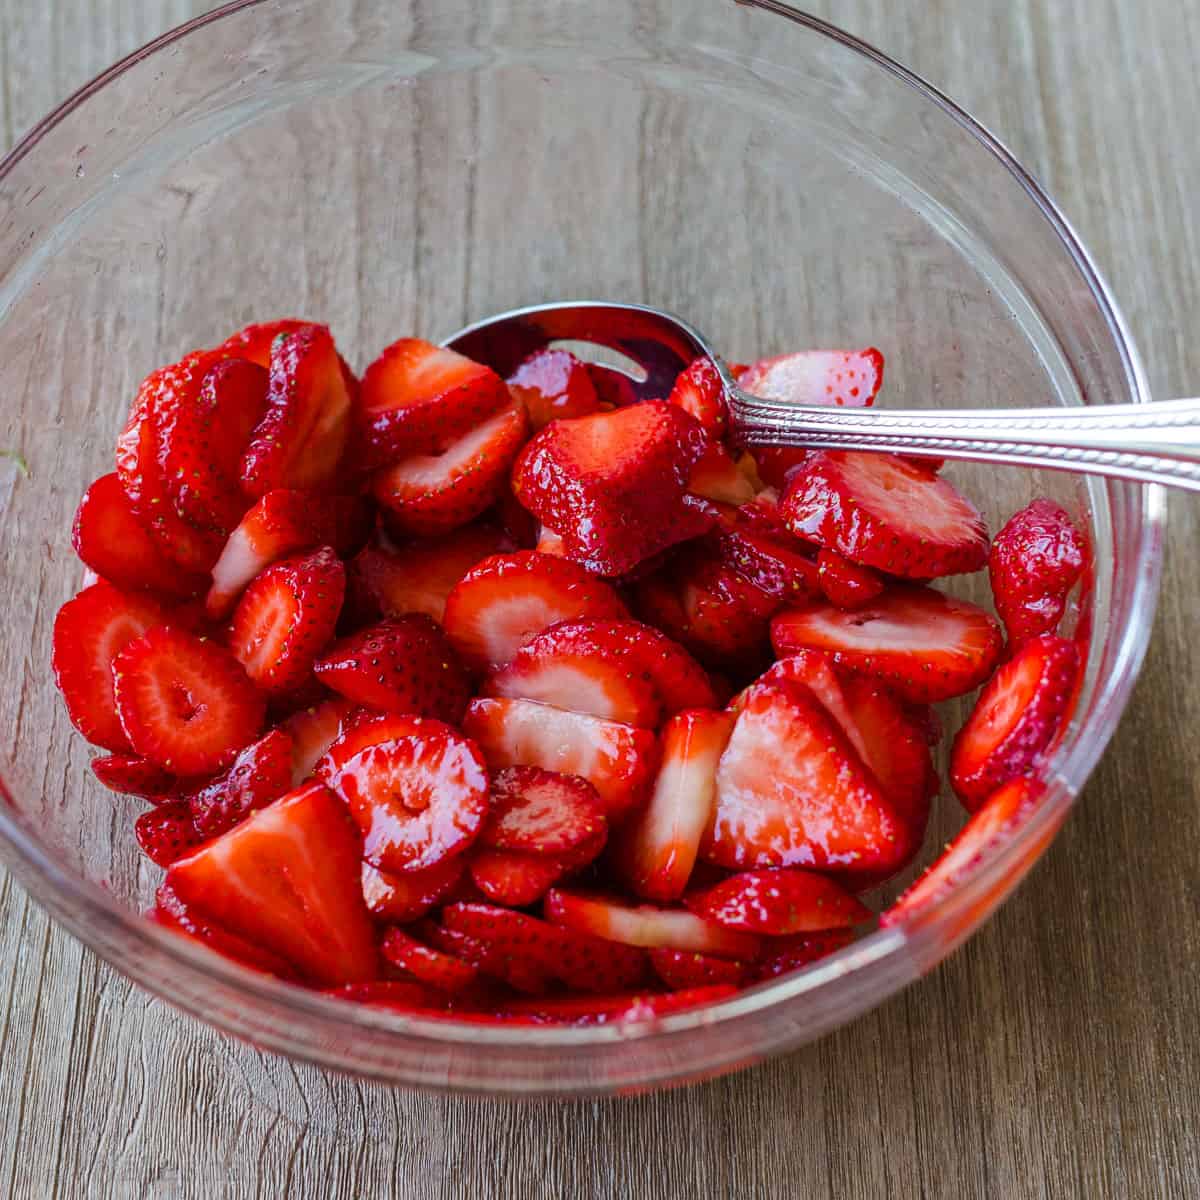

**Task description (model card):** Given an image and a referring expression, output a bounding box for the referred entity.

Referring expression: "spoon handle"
[728,392,1200,492]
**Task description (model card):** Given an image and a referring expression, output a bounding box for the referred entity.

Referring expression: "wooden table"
[1,2,1197,1196]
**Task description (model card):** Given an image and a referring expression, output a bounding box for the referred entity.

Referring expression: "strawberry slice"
[72,473,204,598]
[611,708,735,902]
[90,753,179,801]
[494,484,541,549]
[480,765,607,854]
[326,981,448,1012]
[467,847,580,907]
[135,801,205,867]
[771,586,1003,703]
[989,498,1086,645]
[463,697,658,819]
[688,441,757,505]
[780,451,989,579]
[881,777,1043,927]
[313,615,470,722]
[281,695,356,784]
[816,548,885,610]
[380,927,481,994]
[586,363,640,409]
[217,318,313,367]
[667,357,728,438]
[423,922,554,994]
[648,948,749,990]
[442,551,628,671]
[950,634,1079,810]
[373,398,528,538]
[544,889,762,959]
[186,728,294,840]
[51,582,166,752]
[228,546,346,695]
[499,985,736,1024]
[355,337,511,470]
[738,348,884,408]
[511,401,709,576]
[684,868,870,934]
[112,626,265,774]
[753,929,855,980]
[710,504,822,605]
[361,858,467,923]
[752,447,814,491]
[240,324,352,496]
[165,781,378,985]
[506,347,601,431]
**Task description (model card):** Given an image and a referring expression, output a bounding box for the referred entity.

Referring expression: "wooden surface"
[1,1,1199,1196]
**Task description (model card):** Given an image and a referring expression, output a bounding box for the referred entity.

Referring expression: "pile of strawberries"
[51,318,1087,1024]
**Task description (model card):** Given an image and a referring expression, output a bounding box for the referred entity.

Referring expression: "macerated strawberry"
[381,926,481,994]
[771,586,1003,703]
[752,448,814,491]
[611,708,735,902]
[463,697,658,819]
[648,948,749,990]
[228,546,345,695]
[950,634,1078,810]
[506,347,601,430]
[325,980,447,1012]
[498,985,737,1024]
[710,504,822,605]
[442,551,628,671]
[989,498,1086,645]
[738,348,884,408]
[780,451,988,579]
[423,921,554,994]
[135,801,205,867]
[511,401,709,575]
[112,626,265,774]
[166,781,378,985]
[816,548,885,610]
[668,357,728,438]
[688,440,757,505]
[51,582,167,752]
[91,753,180,801]
[282,695,356,784]
[72,473,204,598]
[481,766,607,853]
[216,319,313,367]
[361,858,467,923]
[187,728,294,839]
[585,363,640,409]
[753,929,855,980]
[467,847,576,907]
[373,398,528,538]
[684,868,870,934]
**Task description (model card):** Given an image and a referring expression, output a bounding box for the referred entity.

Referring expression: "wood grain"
[1,1,1198,1196]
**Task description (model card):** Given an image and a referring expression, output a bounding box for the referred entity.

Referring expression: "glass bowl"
[0,0,1163,1095]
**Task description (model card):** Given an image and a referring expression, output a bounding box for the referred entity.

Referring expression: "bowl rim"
[0,0,1166,1086]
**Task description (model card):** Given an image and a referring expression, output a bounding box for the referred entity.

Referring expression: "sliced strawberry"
[688,440,757,505]
[135,801,205,867]
[500,985,736,1024]
[586,363,640,409]
[373,398,528,538]
[752,447,814,491]
[544,889,761,959]
[442,551,628,671]
[186,728,294,839]
[881,777,1043,927]
[753,929,855,980]
[463,697,658,819]
[90,753,179,801]
[493,484,541,549]
[423,922,553,994]
[361,857,467,923]
[684,868,869,934]
[112,626,265,774]
[326,980,447,1012]
[282,696,356,784]
[648,948,750,990]
[771,586,1003,703]
[738,348,883,408]
[228,546,345,695]
[780,451,988,579]
[506,347,601,431]
[989,498,1086,645]
[380,926,481,994]
[241,324,352,496]
[668,357,728,438]
[72,473,204,598]
[511,401,708,575]
[467,847,577,907]
[216,318,312,367]
[355,337,511,470]
[313,614,470,722]
[611,708,735,902]
[816,548,885,610]
[51,581,166,752]
[950,634,1078,810]
[481,765,607,853]
[710,505,822,605]
[165,781,377,985]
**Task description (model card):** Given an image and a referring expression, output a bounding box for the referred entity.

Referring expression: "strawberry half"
[816,548,885,610]
[648,948,750,990]
[228,546,346,695]
[381,926,481,994]
[442,551,628,671]
[112,625,265,774]
[480,765,607,854]
[186,728,294,840]
[506,347,601,431]
[684,868,870,934]
[949,634,1079,810]
[90,753,179,801]
[738,348,884,408]
[165,781,378,985]
[667,357,728,438]
[771,586,1003,703]
[135,802,205,867]
[361,858,467,924]
[753,930,855,981]
[780,451,988,579]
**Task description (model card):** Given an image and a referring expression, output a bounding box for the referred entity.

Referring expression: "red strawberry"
[738,348,884,408]
[166,781,378,985]
[467,847,578,907]
[91,753,179,801]
[816,548,885,610]
[463,697,658,819]
[950,634,1079,810]
[240,324,352,495]
[493,484,541,549]
[989,498,1086,645]
[611,708,735,902]
[317,716,489,872]
[688,441,757,505]
[217,319,314,367]
[72,473,204,598]
[684,868,870,934]
[442,551,628,671]
[135,801,205,867]
[355,337,511,469]
[710,504,822,605]
[423,922,554,994]
[752,447,814,491]
[381,927,481,994]
[648,948,750,990]
[586,363,640,409]
[282,695,356,784]
[186,728,294,839]
[228,546,346,695]
[326,981,447,1012]
[372,398,528,538]
[51,581,166,752]
[506,347,601,430]
[780,451,989,579]
[544,889,762,959]
[481,766,607,853]
[499,985,737,1024]
[753,929,855,980]
[361,857,467,923]
[668,357,728,438]
[511,401,709,575]
[881,777,1043,927]
[313,615,470,722]
[771,586,1003,703]
[112,626,265,774]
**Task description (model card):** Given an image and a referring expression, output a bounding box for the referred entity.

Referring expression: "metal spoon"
[444,299,1200,492]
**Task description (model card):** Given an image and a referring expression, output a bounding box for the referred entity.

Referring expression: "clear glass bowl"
[0,0,1163,1095]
